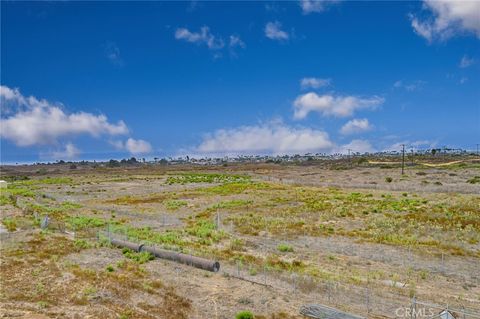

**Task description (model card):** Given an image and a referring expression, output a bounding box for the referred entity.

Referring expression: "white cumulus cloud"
[175,26,224,49]
[229,35,246,49]
[299,0,340,14]
[228,35,246,57]
[111,138,152,154]
[300,77,331,89]
[0,85,128,147]
[340,118,373,135]
[50,143,81,160]
[293,92,384,119]
[265,21,289,41]
[410,0,480,42]
[195,121,334,156]
[459,55,475,68]
[393,80,426,92]
[125,138,152,154]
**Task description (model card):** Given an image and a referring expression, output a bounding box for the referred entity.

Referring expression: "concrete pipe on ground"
[142,245,220,272]
[108,237,220,272]
[110,238,144,252]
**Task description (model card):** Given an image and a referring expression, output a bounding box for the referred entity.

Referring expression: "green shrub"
[2,217,17,232]
[236,311,254,319]
[385,177,393,183]
[110,225,185,246]
[122,249,155,264]
[186,220,225,244]
[67,216,106,230]
[74,239,92,249]
[164,199,188,210]
[277,243,294,252]
[61,201,82,210]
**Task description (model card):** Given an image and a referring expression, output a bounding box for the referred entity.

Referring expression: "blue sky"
[1,1,479,163]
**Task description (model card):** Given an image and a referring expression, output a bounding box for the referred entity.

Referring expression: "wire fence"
[1,213,479,319]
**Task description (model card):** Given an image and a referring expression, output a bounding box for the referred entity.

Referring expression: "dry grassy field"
[1,156,479,318]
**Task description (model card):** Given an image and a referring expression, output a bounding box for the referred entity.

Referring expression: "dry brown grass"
[0,232,191,318]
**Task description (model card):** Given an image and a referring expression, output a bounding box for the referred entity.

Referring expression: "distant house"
[0,180,7,188]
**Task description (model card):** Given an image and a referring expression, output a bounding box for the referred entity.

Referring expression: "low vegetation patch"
[122,248,155,264]
[106,193,173,205]
[277,243,294,252]
[164,199,188,210]
[110,224,185,247]
[166,173,250,185]
[236,311,254,319]
[199,181,273,195]
[209,199,253,210]
[2,217,17,232]
[67,216,107,230]
[16,177,73,186]
[467,176,480,184]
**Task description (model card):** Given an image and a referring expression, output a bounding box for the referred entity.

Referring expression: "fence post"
[263,265,267,285]
[441,253,444,273]
[237,260,241,277]
[365,287,370,316]
[327,281,331,303]
[292,273,297,292]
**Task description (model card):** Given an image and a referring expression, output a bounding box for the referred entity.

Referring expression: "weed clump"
[74,239,92,249]
[236,310,254,319]
[277,243,294,252]
[2,217,17,232]
[67,216,106,230]
[122,248,155,264]
[165,199,188,210]
[385,177,393,183]
[467,176,480,184]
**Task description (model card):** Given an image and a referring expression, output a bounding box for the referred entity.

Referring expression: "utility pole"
[348,148,352,167]
[401,144,405,175]
[477,144,479,156]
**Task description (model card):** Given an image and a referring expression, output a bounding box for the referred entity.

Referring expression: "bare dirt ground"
[1,157,479,318]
